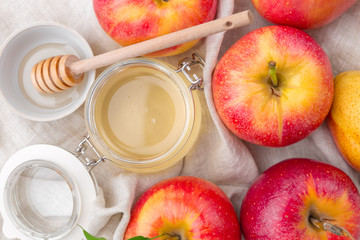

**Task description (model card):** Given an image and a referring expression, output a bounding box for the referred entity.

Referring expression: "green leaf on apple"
[126,236,150,240]
[78,225,106,240]
[79,225,174,240]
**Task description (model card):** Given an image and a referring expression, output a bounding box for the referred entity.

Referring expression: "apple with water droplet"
[124,176,241,240]
[212,25,334,147]
[240,158,360,239]
[251,0,356,29]
[93,0,217,57]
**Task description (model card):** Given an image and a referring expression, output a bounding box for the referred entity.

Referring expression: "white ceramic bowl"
[0,22,95,121]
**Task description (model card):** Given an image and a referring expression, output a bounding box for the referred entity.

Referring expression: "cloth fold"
[0,0,360,240]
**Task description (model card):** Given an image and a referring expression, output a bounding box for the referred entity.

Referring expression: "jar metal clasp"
[74,135,107,171]
[176,53,205,91]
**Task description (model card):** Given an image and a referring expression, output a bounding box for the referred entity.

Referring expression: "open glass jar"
[0,144,98,240]
[84,54,203,173]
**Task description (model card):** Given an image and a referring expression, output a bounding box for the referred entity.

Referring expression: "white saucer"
[0,22,95,121]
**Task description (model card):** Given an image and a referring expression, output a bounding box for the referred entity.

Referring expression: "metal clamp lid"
[75,135,107,171]
[176,53,205,91]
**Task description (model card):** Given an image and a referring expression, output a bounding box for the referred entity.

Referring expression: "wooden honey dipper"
[31,10,253,94]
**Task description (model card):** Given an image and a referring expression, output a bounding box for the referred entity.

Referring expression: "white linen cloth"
[0,0,360,239]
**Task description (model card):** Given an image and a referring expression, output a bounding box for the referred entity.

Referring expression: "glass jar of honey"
[0,54,204,240]
[84,54,203,173]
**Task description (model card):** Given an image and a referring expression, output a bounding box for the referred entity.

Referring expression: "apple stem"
[309,216,355,240]
[160,233,180,240]
[268,60,278,87]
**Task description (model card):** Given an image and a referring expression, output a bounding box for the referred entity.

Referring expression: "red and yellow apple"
[251,0,356,29]
[328,71,360,172]
[212,25,334,147]
[240,158,360,239]
[93,0,217,57]
[124,176,241,240]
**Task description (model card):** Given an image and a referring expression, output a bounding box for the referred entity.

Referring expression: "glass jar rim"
[85,57,196,168]
[4,160,80,240]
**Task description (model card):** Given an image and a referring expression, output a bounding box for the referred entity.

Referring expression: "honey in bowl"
[85,58,202,173]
